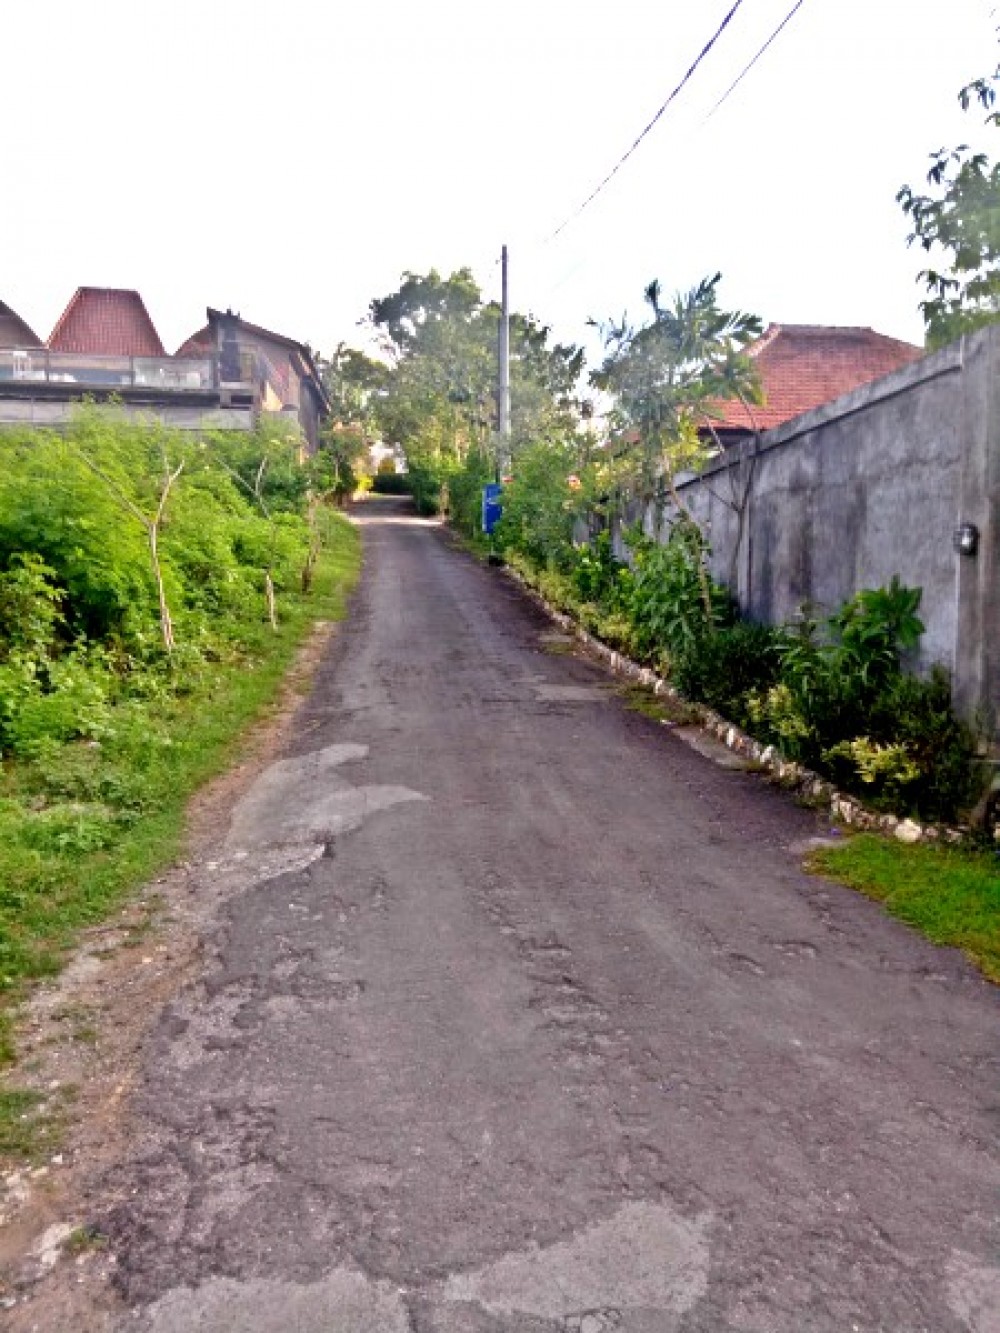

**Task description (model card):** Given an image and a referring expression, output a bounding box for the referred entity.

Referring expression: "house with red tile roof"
[0,289,329,443]
[48,287,166,357]
[0,286,251,430]
[709,324,924,442]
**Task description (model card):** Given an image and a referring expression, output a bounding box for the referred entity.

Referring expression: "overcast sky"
[4,0,996,364]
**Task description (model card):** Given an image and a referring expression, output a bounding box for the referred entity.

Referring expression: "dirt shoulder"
[0,620,340,1330]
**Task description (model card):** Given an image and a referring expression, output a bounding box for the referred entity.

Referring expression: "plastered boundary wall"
[627,327,1000,739]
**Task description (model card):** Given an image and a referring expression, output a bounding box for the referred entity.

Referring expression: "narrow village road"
[103,498,998,1332]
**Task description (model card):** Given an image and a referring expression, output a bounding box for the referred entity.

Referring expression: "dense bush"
[405,462,445,515]
[569,531,633,611]
[447,449,494,538]
[0,419,360,1062]
[624,522,734,669]
[830,668,979,821]
[371,471,413,496]
[503,508,980,822]
[0,412,338,761]
[495,440,581,569]
[672,621,784,729]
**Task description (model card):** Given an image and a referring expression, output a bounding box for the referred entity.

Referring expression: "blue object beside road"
[482,483,503,536]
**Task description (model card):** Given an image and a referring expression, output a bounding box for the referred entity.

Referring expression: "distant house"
[0,286,244,430]
[710,324,924,444]
[177,309,330,451]
[0,289,329,444]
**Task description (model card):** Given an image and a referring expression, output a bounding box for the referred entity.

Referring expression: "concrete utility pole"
[497,244,511,474]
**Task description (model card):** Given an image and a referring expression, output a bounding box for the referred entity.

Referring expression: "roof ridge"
[757,321,921,342]
[749,323,782,357]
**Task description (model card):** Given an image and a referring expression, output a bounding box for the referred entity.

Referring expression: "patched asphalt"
[101,498,1000,1332]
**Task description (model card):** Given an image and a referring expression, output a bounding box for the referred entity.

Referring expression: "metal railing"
[0,350,221,391]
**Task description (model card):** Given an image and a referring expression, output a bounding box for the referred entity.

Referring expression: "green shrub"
[832,576,924,689]
[0,431,155,643]
[673,621,784,727]
[5,651,111,758]
[862,668,979,820]
[447,450,494,538]
[569,531,634,611]
[406,463,445,515]
[495,440,580,570]
[755,586,979,821]
[371,472,413,496]
[0,555,64,662]
[625,521,733,668]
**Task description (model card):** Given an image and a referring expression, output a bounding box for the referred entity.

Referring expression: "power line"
[548,0,748,241]
[705,0,808,120]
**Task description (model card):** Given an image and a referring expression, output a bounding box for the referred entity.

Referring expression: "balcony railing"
[0,350,221,392]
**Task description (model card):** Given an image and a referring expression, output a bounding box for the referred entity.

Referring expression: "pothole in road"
[442,1199,710,1324]
[130,1200,711,1331]
[224,743,429,856]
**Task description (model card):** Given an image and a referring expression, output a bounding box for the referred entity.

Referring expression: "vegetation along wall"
[662,326,999,738]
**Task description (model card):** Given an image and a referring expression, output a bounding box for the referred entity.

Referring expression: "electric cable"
[705,0,808,119]
[548,0,748,241]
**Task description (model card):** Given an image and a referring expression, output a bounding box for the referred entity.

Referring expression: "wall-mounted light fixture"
[953,522,980,557]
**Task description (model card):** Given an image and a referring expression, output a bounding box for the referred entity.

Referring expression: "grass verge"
[810,833,1000,982]
[0,513,361,1068]
[0,1086,68,1159]
[616,683,699,726]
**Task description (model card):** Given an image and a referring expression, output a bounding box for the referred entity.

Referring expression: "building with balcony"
[0,288,328,445]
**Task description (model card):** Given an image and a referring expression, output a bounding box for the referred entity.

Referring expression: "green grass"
[0,1088,63,1159]
[616,683,698,726]
[0,513,361,1067]
[62,1225,108,1256]
[810,833,1000,981]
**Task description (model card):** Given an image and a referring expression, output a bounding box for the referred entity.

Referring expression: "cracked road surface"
[99,499,999,1331]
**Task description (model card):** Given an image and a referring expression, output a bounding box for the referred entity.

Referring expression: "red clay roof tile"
[48,287,165,357]
[714,324,924,433]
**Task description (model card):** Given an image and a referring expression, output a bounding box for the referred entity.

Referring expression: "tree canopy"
[357,268,585,511]
[898,65,1000,349]
[591,273,762,507]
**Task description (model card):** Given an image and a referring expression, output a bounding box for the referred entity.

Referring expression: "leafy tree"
[369,268,482,354]
[898,65,1000,348]
[317,423,366,500]
[363,268,585,512]
[319,343,389,442]
[591,273,761,618]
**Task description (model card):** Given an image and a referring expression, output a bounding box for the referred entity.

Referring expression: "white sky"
[4,0,997,366]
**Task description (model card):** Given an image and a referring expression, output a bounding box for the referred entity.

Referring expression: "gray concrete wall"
[638,327,998,737]
[0,398,254,431]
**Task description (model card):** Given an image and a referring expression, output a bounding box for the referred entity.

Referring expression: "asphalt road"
[106,498,1000,1332]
